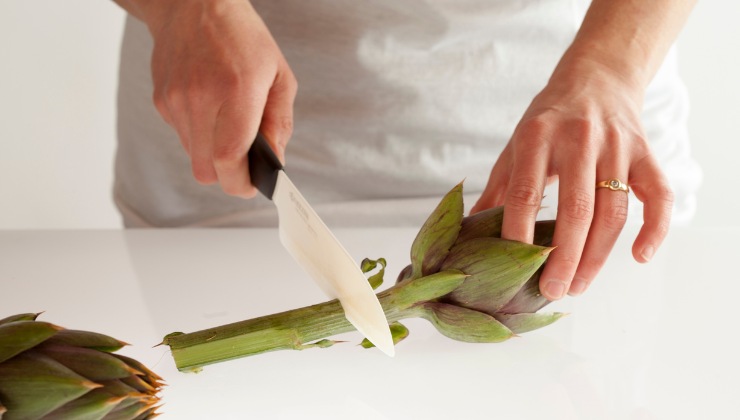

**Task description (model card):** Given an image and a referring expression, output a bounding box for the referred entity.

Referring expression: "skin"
[471,0,696,300]
[114,0,695,300]
[115,0,297,198]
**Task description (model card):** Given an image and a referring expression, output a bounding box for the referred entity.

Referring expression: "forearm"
[555,0,696,93]
[112,0,245,33]
[112,0,147,21]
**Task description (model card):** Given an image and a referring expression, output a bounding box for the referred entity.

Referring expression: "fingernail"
[544,281,566,300]
[641,246,655,262]
[568,278,587,296]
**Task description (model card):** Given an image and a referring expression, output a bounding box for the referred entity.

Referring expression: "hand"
[472,57,674,300]
[142,0,297,197]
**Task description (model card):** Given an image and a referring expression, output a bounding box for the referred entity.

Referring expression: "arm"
[472,0,696,300]
[112,0,297,198]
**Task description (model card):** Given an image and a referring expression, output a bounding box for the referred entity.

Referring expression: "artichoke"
[0,313,163,420]
[164,182,564,371]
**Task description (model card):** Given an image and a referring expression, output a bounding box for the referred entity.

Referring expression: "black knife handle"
[247,132,283,200]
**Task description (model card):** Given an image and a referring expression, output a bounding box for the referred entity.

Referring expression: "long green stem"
[165,270,467,371]
[165,290,409,371]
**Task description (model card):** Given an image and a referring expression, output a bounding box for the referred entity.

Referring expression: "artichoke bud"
[440,237,553,315]
[409,182,464,279]
[0,313,163,420]
[419,302,513,343]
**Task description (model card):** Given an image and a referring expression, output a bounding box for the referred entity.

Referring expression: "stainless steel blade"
[272,170,395,356]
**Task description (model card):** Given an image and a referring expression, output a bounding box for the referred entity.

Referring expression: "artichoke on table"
[164,181,565,371]
[0,313,163,420]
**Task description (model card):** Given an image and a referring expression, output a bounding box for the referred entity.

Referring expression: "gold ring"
[596,178,629,192]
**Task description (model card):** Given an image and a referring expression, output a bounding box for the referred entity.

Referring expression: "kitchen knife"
[247,133,395,356]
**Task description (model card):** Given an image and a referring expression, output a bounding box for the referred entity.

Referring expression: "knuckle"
[560,192,594,224]
[571,117,594,140]
[655,220,671,238]
[604,125,626,150]
[278,116,294,136]
[212,143,245,166]
[157,83,189,115]
[655,185,675,205]
[265,115,294,137]
[601,196,629,231]
[553,251,581,271]
[215,71,241,93]
[646,183,675,217]
[516,117,550,143]
[567,119,598,153]
[507,180,542,211]
[283,70,298,96]
[152,89,168,114]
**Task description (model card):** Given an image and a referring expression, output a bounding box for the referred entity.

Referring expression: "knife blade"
[247,133,395,356]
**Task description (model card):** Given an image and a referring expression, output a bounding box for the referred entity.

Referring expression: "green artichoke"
[164,181,565,371]
[0,313,163,420]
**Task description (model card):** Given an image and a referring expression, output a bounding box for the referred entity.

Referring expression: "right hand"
[141,0,297,198]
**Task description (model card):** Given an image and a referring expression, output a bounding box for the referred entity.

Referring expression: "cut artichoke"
[0,313,163,420]
[164,181,564,371]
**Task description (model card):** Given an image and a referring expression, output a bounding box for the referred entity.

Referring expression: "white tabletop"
[1,227,738,419]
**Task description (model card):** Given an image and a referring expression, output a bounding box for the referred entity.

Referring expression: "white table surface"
[1,227,738,420]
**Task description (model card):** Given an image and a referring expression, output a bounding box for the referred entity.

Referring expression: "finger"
[259,65,297,165]
[470,144,512,215]
[187,94,219,185]
[629,155,673,263]
[152,61,175,127]
[500,134,549,244]
[153,80,193,156]
[569,172,629,297]
[212,96,263,198]
[540,156,596,300]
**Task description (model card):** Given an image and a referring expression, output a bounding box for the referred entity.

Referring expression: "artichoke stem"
[165,289,408,371]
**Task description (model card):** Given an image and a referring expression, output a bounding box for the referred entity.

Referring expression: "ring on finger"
[596,178,629,193]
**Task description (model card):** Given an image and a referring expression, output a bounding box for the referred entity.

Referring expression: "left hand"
[471,56,674,301]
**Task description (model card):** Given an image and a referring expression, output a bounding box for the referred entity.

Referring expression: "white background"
[1,1,738,229]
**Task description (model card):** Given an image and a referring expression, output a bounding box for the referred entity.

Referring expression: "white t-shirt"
[114,0,701,227]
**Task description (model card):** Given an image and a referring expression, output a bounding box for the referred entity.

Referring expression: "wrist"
[549,49,647,108]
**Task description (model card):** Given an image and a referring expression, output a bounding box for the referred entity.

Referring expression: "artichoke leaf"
[409,182,464,279]
[44,329,128,353]
[360,322,409,349]
[493,312,567,334]
[42,388,125,420]
[442,237,552,315]
[361,257,386,290]
[420,303,514,343]
[0,313,41,326]
[0,352,100,420]
[0,320,61,364]
[455,206,504,244]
